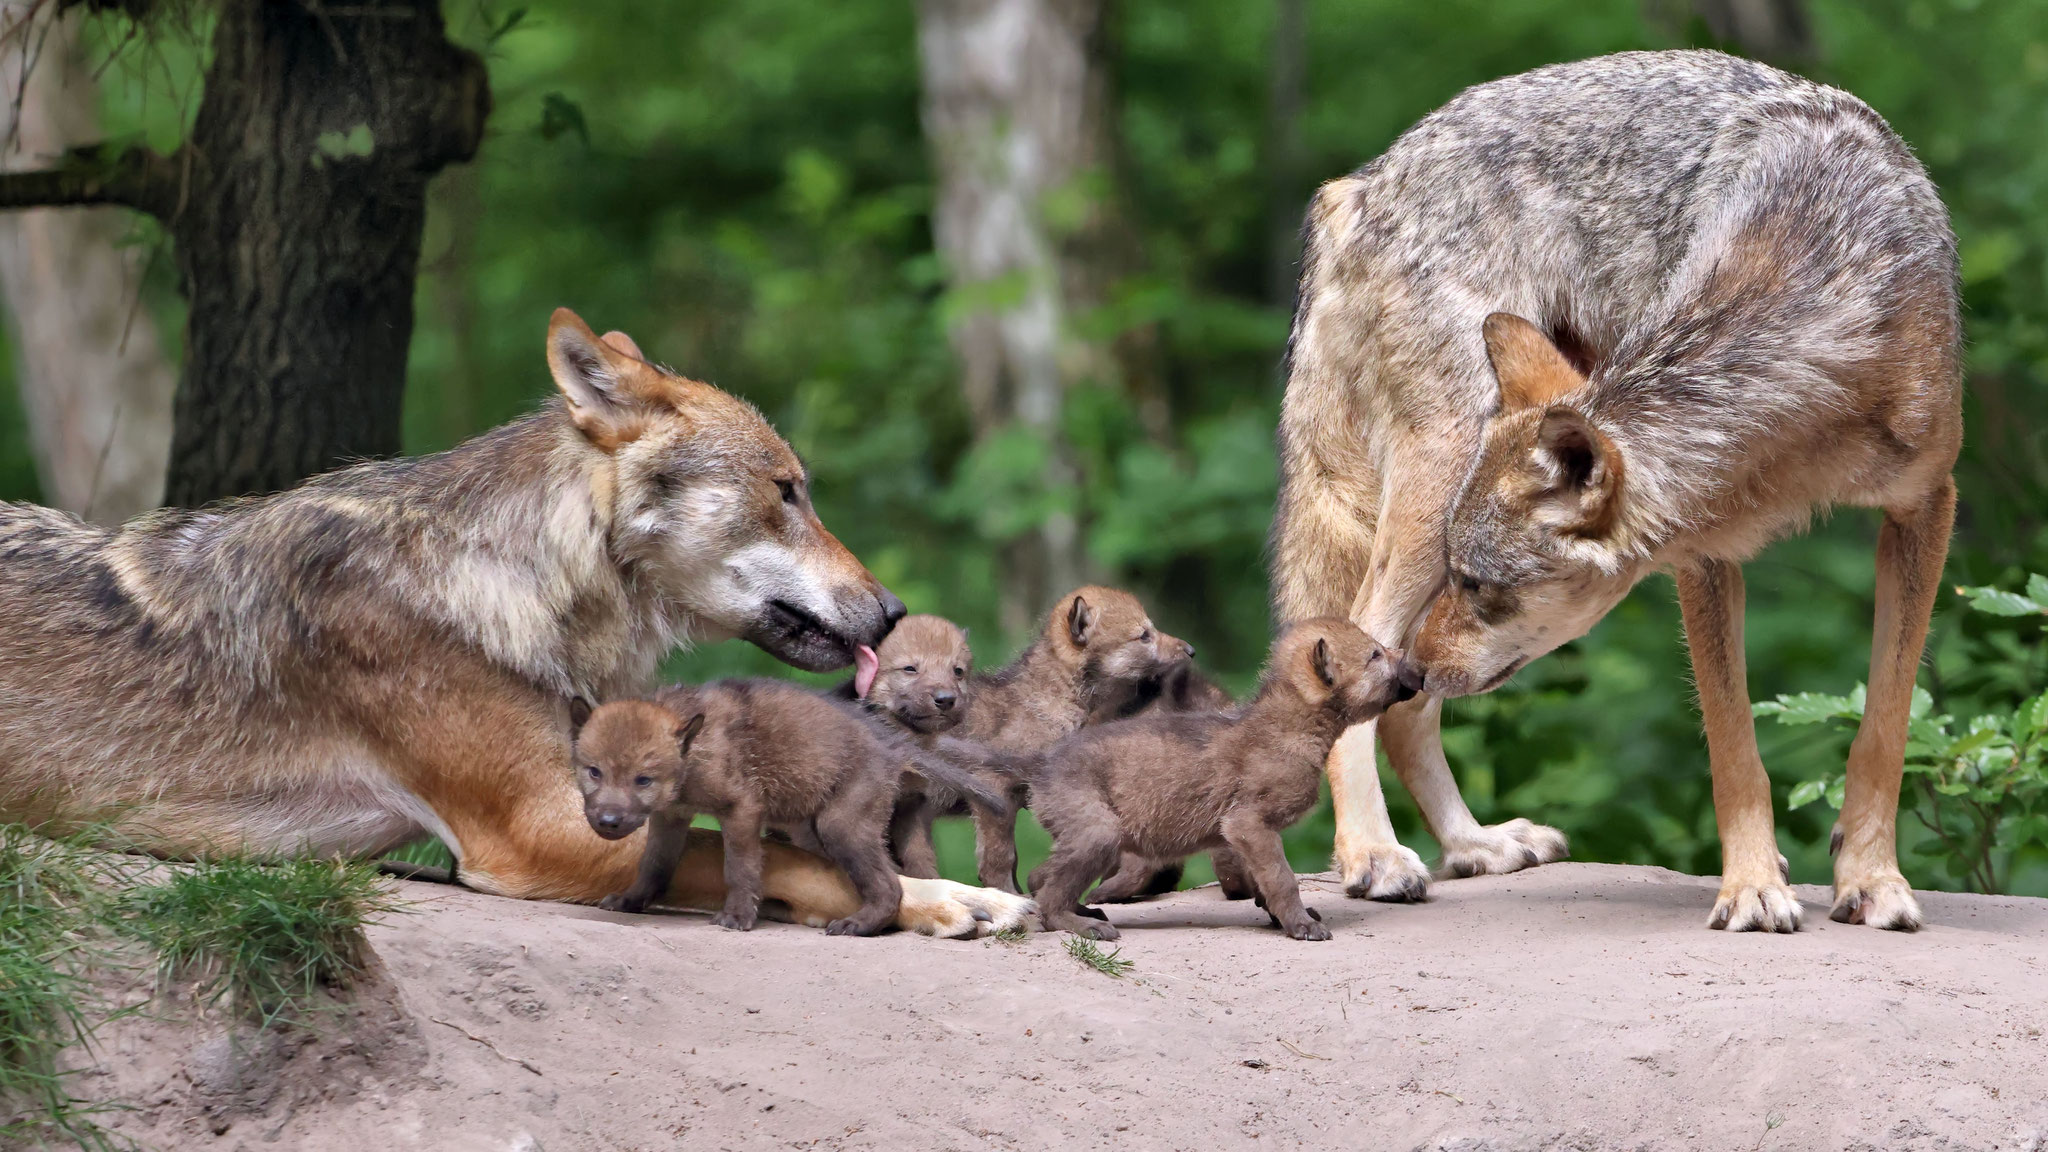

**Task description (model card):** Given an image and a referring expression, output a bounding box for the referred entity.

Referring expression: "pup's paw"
[896,877,1036,939]
[1338,842,1429,903]
[1064,919,1120,941]
[1831,871,1922,931]
[599,892,645,914]
[711,906,758,932]
[1707,880,1802,933]
[824,916,886,937]
[1285,916,1332,942]
[1436,818,1569,879]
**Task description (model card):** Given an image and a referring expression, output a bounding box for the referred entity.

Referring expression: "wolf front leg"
[1325,721,1429,901]
[1379,695,1568,879]
[1678,558,1801,933]
[1833,479,1953,930]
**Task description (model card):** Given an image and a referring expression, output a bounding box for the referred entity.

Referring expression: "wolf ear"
[1067,595,1094,647]
[1483,313,1585,412]
[568,696,593,740]
[1309,637,1336,689]
[600,330,646,361]
[547,308,658,449]
[1535,406,1625,538]
[675,713,706,754]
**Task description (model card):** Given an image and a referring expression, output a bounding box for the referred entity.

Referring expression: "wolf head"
[860,614,974,735]
[1413,313,1642,697]
[547,309,904,671]
[569,697,703,840]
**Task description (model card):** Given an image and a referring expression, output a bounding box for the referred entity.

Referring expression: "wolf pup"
[831,615,984,879]
[1027,619,1418,941]
[1271,50,1959,931]
[572,682,1007,935]
[933,587,1194,892]
[0,307,1034,940]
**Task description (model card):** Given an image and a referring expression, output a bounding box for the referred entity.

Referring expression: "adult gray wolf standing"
[1272,51,1959,931]
[0,308,1034,938]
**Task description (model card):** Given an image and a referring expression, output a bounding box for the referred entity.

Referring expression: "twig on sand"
[1276,1037,1328,1061]
[432,1016,543,1076]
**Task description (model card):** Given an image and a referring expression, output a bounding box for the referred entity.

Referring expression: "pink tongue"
[853,645,879,699]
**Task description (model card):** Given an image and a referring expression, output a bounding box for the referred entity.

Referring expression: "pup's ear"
[1309,637,1336,689]
[1484,313,1584,413]
[547,308,657,449]
[1535,406,1625,539]
[568,696,593,740]
[676,713,706,754]
[1067,595,1095,647]
[600,330,646,361]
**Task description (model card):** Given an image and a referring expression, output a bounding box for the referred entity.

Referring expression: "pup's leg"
[1088,852,1181,903]
[1678,558,1800,933]
[1027,795,1122,940]
[1834,479,1952,930]
[1209,847,1254,900]
[601,810,692,913]
[970,789,1022,894]
[813,789,904,937]
[1221,812,1327,941]
[888,792,941,879]
[1380,694,1568,879]
[712,802,767,931]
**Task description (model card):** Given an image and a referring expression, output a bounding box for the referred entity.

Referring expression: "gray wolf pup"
[569,683,1007,935]
[1026,619,1417,940]
[0,308,1034,938]
[1272,50,1959,931]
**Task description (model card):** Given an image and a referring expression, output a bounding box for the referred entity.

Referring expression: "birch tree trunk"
[0,5,173,522]
[917,0,1111,635]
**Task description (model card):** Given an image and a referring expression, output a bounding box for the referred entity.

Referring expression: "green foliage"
[118,857,400,1029]
[1062,935,1135,978]
[1757,575,2048,893]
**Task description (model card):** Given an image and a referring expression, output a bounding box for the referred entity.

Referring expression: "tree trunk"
[163,0,488,505]
[0,4,174,522]
[917,0,1115,635]
[1263,0,1308,307]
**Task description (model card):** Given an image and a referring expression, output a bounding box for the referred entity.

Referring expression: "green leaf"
[1753,690,1864,725]
[2029,572,2048,606]
[1910,685,1935,720]
[1825,777,1846,810]
[1788,778,1830,809]
[1957,583,2046,616]
[539,93,589,146]
[311,123,376,169]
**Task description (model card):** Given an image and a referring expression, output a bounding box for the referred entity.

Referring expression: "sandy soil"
[76,862,2048,1152]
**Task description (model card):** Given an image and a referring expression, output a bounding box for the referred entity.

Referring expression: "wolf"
[0,308,1035,938]
[1271,50,1960,931]
[1025,619,1417,940]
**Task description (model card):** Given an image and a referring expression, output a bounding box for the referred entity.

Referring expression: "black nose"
[877,587,907,628]
[932,691,957,712]
[1183,644,1196,659]
[1395,661,1425,701]
[596,812,622,830]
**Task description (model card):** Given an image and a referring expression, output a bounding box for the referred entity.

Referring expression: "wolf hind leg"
[1833,479,1952,931]
[1378,694,1568,880]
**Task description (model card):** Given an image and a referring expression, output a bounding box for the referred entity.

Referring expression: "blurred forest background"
[2,0,2043,895]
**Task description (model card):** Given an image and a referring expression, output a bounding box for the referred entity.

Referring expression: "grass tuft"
[1063,935,1134,978]
[990,924,1028,945]
[119,856,401,1028]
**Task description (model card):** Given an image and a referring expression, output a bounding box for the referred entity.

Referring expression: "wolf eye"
[634,775,654,788]
[1368,649,1384,663]
[585,766,601,781]
[901,665,917,674]
[1457,573,1483,594]
[777,479,799,504]
[1139,628,1153,642]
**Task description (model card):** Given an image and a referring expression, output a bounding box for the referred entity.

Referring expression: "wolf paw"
[1436,818,1569,879]
[1831,872,1921,931]
[896,877,1036,939]
[1339,843,1429,903]
[1707,881,1802,933]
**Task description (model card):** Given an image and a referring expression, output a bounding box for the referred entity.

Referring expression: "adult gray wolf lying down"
[0,308,1034,938]
[1272,50,1959,931]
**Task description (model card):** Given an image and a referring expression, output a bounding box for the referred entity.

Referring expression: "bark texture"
[0,4,173,521]
[917,0,1116,633]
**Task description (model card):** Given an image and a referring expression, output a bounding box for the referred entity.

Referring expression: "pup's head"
[1268,618,1418,723]
[568,697,705,840]
[547,309,904,671]
[1045,586,1191,689]
[1412,313,1642,697]
[855,614,973,735]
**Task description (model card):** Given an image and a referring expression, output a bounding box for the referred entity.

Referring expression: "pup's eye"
[777,479,799,504]
[901,665,917,674]
[953,667,965,678]
[634,775,653,788]
[1139,628,1153,642]
[585,766,601,781]
[1369,649,1384,663]
[1457,573,1483,594]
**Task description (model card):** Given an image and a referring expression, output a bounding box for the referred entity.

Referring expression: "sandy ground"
[77,861,2048,1152]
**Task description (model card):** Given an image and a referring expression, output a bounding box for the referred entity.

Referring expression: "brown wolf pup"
[828,615,982,879]
[932,587,1194,892]
[1272,51,1959,931]
[1026,619,1419,940]
[0,308,1034,938]
[571,681,1009,935]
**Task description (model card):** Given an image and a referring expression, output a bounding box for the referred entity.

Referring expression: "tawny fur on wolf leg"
[1379,693,1569,879]
[1325,722,1429,901]
[1679,559,1801,933]
[1833,479,1953,931]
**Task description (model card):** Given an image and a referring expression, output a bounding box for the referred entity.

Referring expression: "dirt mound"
[75,862,2048,1150]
